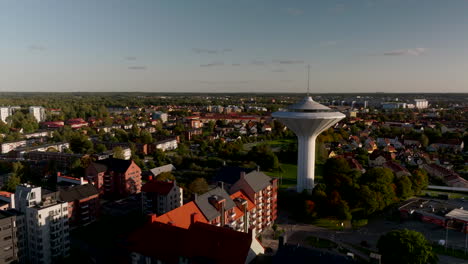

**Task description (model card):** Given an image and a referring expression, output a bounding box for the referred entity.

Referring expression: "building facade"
[28,106,46,123]
[14,185,70,263]
[141,180,182,215]
[59,184,100,228]
[153,170,277,235]
[0,210,24,264]
[230,171,278,234]
[86,158,142,197]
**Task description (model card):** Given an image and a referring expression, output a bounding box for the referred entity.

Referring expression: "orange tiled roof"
[0,191,12,198]
[230,190,256,211]
[155,201,209,229]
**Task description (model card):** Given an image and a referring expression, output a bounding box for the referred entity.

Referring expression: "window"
[3,236,11,241]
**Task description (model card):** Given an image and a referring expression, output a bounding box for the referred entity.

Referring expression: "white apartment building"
[0,106,20,123]
[414,99,429,109]
[0,107,10,123]
[141,180,183,215]
[15,185,70,264]
[155,138,178,151]
[29,106,46,122]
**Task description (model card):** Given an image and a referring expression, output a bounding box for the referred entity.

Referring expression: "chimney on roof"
[148,213,158,223]
[193,193,198,201]
[57,172,61,177]
[148,175,153,181]
[217,181,224,190]
[240,171,246,180]
[256,165,260,172]
[190,212,200,224]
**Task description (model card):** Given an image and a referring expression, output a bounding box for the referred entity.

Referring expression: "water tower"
[272,67,345,193]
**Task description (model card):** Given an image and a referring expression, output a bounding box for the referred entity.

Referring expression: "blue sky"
[1,0,468,93]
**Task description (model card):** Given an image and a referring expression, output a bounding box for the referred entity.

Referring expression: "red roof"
[141,180,175,195]
[230,190,256,211]
[0,191,12,198]
[127,221,252,264]
[155,201,209,229]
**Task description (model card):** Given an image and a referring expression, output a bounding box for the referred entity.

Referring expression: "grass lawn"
[243,138,295,151]
[265,163,297,189]
[423,190,467,199]
[432,244,468,260]
[306,236,338,249]
[265,163,325,189]
[312,218,348,231]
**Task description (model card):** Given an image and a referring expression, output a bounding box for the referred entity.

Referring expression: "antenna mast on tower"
[307,64,310,97]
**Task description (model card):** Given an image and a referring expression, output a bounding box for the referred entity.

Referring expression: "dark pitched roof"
[195,187,236,221]
[243,171,272,192]
[90,162,107,173]
[59,184,99,202]
[214,166,254,185]
[92,158,135,173]
[142,180,175,195]
[127,221,252,264]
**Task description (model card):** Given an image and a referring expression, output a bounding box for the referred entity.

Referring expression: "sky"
[1,0,468,93]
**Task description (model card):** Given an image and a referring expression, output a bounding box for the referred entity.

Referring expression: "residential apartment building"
[0,107,11,123]
[1,141,27,154]
[141,180,182,215]
[152,138,178,152]
[25,152,84,170]
[86,158,142,197]
[0,210,24,264]
[153,170,277,235]
[14,185,70,263]
[28,106,46,123]
[230,171,278,233]
[58,183,100,228]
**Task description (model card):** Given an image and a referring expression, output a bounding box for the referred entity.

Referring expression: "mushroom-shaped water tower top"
[272,96,345,193]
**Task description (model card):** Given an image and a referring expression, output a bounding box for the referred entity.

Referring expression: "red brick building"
[86,158,142,197]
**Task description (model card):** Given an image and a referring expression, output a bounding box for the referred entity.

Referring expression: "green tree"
[396,175,413,200]
[420,134,429,147]
[95,143,107,153]
[2,162,24,192]
[4,174,21,192]
[113,146,126,160]
[155,171,175,181]
[70,135,93,154]
[377,229,438,264]
[188,177,210,195]
[411,169,429,194]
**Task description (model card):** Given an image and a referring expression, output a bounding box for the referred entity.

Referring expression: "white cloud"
[383,48,427,56]
[200,61,224,67]
[192,48,232,54]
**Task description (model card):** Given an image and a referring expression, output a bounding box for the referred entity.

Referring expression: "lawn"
[305,236,338,249]
[265,163,325,189]
[423,190,466,199]
[243,138,295,152]
[312,218,348,230]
